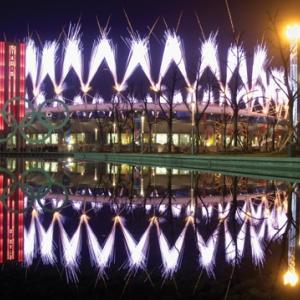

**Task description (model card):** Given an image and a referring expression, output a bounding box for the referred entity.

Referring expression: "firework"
[56,213,82,282]
[197,226,219,276]
[83,215,116,277]
[24,210,38,266]
[36,215,56,265]
[226,45,248,87]
[155,217,191,278]
[198,33,220,81]
[158,31,190,86]
[85,37,117,92]
[252,45,268,89]
[120,37,153,90]
[119,217,153,272]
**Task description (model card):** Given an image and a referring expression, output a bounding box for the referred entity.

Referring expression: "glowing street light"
[286,24,300,138]
[283,268,299,287]
[94,127,98,141]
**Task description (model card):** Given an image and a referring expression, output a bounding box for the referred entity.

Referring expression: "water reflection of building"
[0,171,24,263]
[1,158,297,286]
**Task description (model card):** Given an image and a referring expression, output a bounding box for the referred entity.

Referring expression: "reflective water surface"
[0,157,299,299]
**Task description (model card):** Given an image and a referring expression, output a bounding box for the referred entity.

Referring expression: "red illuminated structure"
[0,42,25,151]
[0,41,25,263]
[0,171,24,263]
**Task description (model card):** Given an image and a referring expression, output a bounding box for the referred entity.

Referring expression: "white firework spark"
[120,37,153,90]
[82,214,116,277]
[72,200,82,211]
[202,89,215,104]
[24,210,38,266]
[197,226,219,277]
[155,217,192,278]
[249,223,264,266]
[73,94,84,105]
[226,44,248,87]
[198,33,220,81]
[252,45,268,88]
[36,215,56,265]
[171,204,182,217]
[237,221,247,259]
[119,217,154,272]
[58,25,83,94]
[57,213,83,282]
[224,221,237,264]
[39,41,58,88]
[84,36,117,92]
[158,31,190,86]
[201,204,213,220]
[26,39,39,96]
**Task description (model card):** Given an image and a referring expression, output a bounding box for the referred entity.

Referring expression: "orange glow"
[286,24,300,41]
[283,269,299,287]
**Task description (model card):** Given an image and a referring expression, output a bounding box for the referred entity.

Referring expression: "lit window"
[107,133,118,144]
[156,134,167,144]
[51,162,58,172]
[179,134,190,145]
[173,134,179,146]
[51,133,58,144]
[156,167,167,174]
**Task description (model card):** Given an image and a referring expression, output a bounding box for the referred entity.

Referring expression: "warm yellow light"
[114,215,121,223]
[54,85,63,95]
[286,24,300,41]
[113,84,123,93]
[186,85,195,94]
[283,269,299,287]
[186,215,194,224]
[149,216,158,224]
[150,84,160,93]
[81,85,91,94]
[80,213,89,222]
[53,212,60,220]
[32,209,38,217]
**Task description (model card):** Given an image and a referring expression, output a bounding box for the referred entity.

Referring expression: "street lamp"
[286,24,300,139]
[141,114,145,153]
[187,85,196,154]
[150,84,160,152]
[94,127,98,142]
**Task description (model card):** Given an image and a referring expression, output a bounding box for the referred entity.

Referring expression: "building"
[0,42,26,151]
[0,169,24,263]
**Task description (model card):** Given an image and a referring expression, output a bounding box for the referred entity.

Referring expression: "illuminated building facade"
[0,42,26,151]
[0,42,25,262]
[0,171,24,263]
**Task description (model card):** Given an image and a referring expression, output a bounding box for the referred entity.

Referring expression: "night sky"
[1,0,300,46]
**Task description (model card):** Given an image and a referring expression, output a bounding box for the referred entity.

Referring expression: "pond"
[0,157,299,299]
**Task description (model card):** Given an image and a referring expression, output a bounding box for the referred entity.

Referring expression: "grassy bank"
[75,152,300,183]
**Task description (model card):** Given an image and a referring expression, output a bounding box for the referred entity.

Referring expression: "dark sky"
[1,0,300,44]
[1,0,300,71]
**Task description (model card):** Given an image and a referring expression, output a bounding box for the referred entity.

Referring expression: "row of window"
[5,132,276,147]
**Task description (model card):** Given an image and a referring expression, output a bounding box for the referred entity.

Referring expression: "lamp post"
[94,127,98,142]
[151,84,160,152]
[187,85,196,155]
[286,24,300,142]
[113,121,116,153]
[283,189,298,287]
[141,114,145,153]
